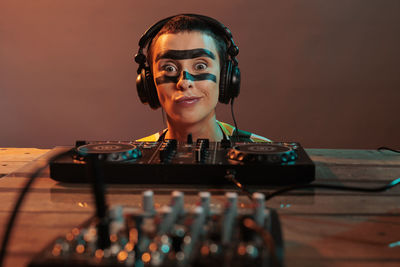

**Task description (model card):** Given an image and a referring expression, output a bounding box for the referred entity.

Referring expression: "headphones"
[134,14,241,109]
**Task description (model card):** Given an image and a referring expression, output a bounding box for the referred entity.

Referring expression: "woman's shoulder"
[217,121,271,143]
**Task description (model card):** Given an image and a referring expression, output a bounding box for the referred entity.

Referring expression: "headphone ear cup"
[145,68,161,109]
[218,60,241,104]
[136,68,148,104]
[218,60,230,104]
[230,64,241,99]
[136,67,161,109]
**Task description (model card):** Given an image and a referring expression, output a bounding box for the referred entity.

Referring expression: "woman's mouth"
[174,96,201,106]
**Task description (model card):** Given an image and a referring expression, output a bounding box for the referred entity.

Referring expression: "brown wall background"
[1,0,399,149]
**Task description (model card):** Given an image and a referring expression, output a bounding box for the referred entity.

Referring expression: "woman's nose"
[176,71,194,90]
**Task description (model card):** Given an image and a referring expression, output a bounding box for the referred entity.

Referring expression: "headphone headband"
[136,14,238,65]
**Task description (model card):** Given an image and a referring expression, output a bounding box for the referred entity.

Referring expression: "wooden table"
[1,147,400,266]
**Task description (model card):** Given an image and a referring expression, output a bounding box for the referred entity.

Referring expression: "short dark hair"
[147,15,227,69]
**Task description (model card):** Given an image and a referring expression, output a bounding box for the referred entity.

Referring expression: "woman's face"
[151,31,221,126]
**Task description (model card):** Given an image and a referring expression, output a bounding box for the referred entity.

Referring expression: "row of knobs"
[142,190,267,235]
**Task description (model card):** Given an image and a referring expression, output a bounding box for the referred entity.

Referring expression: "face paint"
[155,71,217,85]
[155,49,216,62]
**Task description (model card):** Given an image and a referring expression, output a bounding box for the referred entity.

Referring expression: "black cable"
[378,146,400,153]
[224,170,254,200]
[230,98,240,143]
[0,150,69,267]
[264,177,400,201]
[224,169,400,202]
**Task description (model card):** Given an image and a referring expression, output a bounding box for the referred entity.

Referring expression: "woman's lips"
[174,96,201,106]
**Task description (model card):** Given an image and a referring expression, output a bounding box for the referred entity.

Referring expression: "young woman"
[135,14,270,143]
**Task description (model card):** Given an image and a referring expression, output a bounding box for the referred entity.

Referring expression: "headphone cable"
[230,98,240,143]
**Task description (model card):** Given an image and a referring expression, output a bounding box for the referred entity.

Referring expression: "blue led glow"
[389,178,400,187]
[161,244,170,253]
[388,241,400,248]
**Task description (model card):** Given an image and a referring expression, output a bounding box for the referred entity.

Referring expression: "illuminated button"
[142,252,151,263]
[76,244,85,254]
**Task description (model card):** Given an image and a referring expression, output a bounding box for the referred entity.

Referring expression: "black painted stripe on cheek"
[183,72,217,83]
[155,76,178,85]
[155,72,217,85]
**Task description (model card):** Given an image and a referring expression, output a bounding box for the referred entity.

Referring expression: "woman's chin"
[169,114,206,126]
[167,107,215,126]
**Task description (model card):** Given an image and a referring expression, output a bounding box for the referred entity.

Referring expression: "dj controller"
[49,140,315,185]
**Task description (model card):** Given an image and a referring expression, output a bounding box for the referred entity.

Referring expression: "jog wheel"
[76,143,142,161]
[226,143,297,163]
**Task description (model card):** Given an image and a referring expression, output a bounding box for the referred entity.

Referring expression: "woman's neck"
[165,116,223,142]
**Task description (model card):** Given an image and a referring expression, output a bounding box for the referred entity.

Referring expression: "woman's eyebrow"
[155,48,216,62]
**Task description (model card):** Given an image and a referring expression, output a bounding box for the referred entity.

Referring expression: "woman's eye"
[163,65,177,73]
[195,63,207,70]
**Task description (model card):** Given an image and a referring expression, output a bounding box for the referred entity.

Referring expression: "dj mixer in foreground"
[49,140,315,185]
[29,191,284,267]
